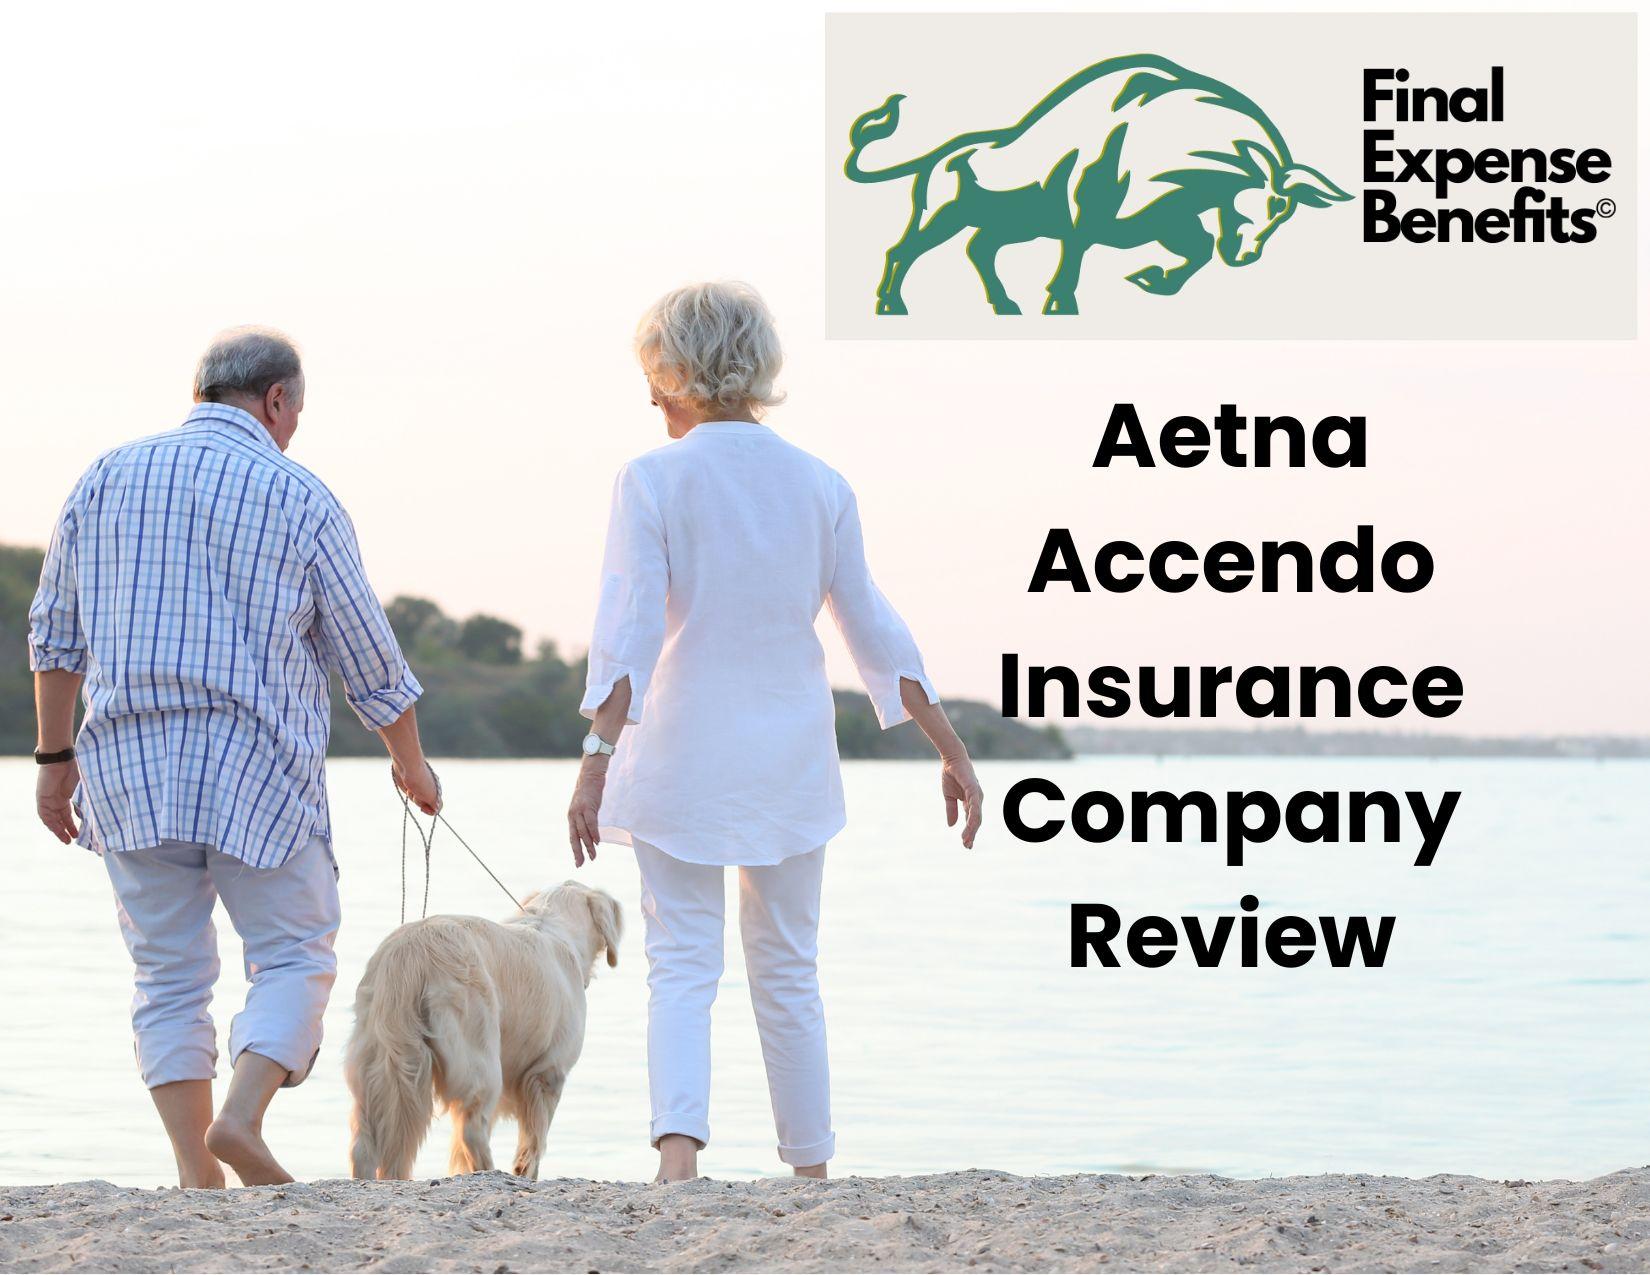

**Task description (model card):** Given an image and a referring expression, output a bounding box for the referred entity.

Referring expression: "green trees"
[0,551,1067,760]
[457,615,523,666]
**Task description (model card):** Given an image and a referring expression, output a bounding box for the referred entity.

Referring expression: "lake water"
[3,756,1646,1187]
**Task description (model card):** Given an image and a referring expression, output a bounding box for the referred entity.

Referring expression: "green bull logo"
[843,54,1352,315]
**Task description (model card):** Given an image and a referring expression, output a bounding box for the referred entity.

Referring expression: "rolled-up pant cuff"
[139,1043,218,1089]
[229,1029,322,1089]
[651,1113,710,1150]
[778,1134,835,1167]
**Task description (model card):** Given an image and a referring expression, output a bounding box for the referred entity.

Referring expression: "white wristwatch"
[581,732,616,758]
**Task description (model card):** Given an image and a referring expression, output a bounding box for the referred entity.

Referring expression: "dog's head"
[517,881,622,974]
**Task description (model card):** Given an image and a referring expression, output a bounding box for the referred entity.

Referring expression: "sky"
[2,0,1645,736]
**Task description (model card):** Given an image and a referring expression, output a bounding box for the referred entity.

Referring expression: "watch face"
[582,735,599,756]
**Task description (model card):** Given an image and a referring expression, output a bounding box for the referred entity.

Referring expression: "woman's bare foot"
[793,1162,827,1179]
[205,1116,293,1186]
[654,1133,700,1182]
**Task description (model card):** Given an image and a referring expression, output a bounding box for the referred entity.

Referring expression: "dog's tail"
[345,925,440,1180]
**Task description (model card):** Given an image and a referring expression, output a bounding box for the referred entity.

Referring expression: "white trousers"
[103,837,340,1089]
[635,841,834,1167]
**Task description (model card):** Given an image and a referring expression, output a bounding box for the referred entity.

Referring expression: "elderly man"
[28,327,441,1188]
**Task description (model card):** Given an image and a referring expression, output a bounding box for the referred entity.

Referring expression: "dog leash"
[394,765,525,923]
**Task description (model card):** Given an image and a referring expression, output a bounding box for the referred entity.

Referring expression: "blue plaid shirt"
[27,403,422,867]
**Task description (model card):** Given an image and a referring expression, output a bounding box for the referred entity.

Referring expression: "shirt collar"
[180,402,280,450]
[686,421,773,439]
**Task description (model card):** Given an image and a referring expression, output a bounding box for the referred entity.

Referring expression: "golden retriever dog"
[345,881,621,1180]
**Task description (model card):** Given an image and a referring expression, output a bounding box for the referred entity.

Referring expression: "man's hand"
[379,707,440,814]
[568,758,607,867]
[393,758,442,816]
[941,753,984,849]
[36,759,81,844]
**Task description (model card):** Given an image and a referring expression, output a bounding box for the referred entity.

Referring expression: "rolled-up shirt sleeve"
[310,507,422,730]
[28,481,89,674]
[826,480,936,729]
[582,462,668,725]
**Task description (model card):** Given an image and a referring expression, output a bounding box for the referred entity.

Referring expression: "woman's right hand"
[941,753,984,848]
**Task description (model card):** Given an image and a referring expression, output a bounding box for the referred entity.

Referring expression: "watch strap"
[34,746,76,765]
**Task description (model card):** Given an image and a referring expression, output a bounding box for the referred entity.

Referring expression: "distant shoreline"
[1062,726,1650,760]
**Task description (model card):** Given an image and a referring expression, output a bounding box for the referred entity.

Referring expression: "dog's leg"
[348,1099,377,1180]
[426,967,502,1178]
[345,1006,434,1181]
[448,1098,498,1175]
[511,1067,566,1180]
[436,1052,502,1176]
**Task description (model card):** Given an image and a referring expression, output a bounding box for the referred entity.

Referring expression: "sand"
[1,1168,1645,1273]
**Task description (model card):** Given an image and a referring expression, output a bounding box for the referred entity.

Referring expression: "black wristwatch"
[34,747,75,765]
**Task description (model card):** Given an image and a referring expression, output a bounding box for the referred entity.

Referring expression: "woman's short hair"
[634,282,785,413]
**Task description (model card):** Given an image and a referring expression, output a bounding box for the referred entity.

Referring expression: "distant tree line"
[11,542,1645,761]
[0,546,1067,760]
[329,595,1069,760]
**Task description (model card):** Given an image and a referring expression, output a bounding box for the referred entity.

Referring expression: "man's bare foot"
[793,1163,827,1180]
[209,1051,295,1186]
[205,1117,293,1186]
[147,1079,225,1189]
[178,1156,228,1190]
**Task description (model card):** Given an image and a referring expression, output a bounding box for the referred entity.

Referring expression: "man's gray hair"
[193,326,304,406]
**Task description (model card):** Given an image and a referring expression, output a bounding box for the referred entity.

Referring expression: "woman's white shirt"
[582,421,935,866]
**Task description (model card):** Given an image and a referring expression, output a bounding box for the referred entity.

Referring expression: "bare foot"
[793,1163,827,1180]
[205,1117,293,1186]
[178,1158,227,1190]
[654,1134,699,1184]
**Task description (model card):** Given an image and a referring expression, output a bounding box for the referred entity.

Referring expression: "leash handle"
[395,764,441,924]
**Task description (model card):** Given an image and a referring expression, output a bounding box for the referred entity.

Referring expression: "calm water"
[3,756,1646,1187]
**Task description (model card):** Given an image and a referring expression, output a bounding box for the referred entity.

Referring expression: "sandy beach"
[1,1168,1645,1273]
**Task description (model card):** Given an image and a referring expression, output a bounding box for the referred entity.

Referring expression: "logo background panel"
[825,12,1636,340]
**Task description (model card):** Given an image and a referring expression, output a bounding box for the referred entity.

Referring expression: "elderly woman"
[567,281,983,1182]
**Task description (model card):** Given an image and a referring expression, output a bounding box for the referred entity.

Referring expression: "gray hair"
[193,326,304,406]
[634,281,785,413]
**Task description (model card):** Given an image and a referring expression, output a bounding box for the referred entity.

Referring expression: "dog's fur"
[345,881,621,1180]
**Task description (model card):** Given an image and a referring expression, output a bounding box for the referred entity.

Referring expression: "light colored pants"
[103,837,340,1089]
[635,841,834,1167]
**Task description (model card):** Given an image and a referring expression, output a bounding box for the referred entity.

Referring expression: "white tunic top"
[581,421,935,866]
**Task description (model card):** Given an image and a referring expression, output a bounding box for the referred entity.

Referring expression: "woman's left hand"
[941,753,984,849]
[568,759,607,866]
